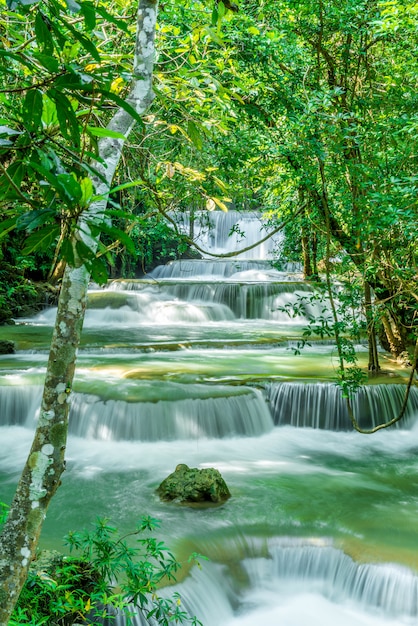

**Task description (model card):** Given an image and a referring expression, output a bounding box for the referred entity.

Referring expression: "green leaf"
[78,248,109,285]
[53,84,146,129]
[60,238,75,266]
[28,161,81,206]
[187,120,203,150]
[58,15,101,62]
[95,4,129,33]
[86,126,127,140]
[103,215,136,231]
[211,6,219,27]
[33,52,60,72]
[46,18,68,50]
[47,89,80,147]
[29,160,60,187]
[22,224,60,255]
[62,40,81,63]
[56,173,82,204]
[113,181,149,199]
[0,217,18,240]
[22,89,43,132]
[0,50,35,72]
[75,238,95,263]
[80,177,94,207]
[17,208,56,231]
[0,161,26,199]
[92,221,136,255]
[202,26,224,46]
[42,94,58,127]
[218,1,226,18]
[79,2,96,31]
[34,11,54,55]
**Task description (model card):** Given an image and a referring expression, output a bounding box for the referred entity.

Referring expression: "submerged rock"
[157,463,231,505]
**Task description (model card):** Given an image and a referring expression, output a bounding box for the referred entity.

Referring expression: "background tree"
[209,0,418,361]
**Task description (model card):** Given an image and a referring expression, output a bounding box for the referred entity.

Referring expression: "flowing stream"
[1,210,418,625]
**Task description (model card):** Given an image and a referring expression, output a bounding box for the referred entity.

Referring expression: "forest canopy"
[0,0,416,359]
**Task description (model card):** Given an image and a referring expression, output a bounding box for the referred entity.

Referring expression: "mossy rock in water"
[157,463,231,506]
[0,340,14,354]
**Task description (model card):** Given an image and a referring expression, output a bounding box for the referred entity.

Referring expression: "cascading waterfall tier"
[0,384,43,426]
[147,258,301,280]
[95,539,418,625]
[171,209,283,259]
[106,280,320,322]
[0,385,274,441]
[266,382,418,430]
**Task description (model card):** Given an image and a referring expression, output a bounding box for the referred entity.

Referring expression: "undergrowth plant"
[4,514,204,626]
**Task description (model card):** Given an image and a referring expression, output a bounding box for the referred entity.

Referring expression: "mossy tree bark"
[0,1,158,621]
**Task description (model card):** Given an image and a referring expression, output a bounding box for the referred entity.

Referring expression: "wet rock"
[157,463,231,505]
[0,340,15,354]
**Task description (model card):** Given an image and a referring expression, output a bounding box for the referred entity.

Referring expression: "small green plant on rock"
[9,516,203,626]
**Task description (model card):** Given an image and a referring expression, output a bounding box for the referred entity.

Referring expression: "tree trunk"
[301,231,312,279]
[0,263,87,614]
[0,1,158,621]
[311,230,319,279]
[381,312,407,359]
[364,281,380,372]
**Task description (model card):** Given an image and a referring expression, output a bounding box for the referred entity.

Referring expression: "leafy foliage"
[10,517,203,626]
[0,0,158,284]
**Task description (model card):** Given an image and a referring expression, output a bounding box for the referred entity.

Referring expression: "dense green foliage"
[0,0,416,346]
[0,505,202,626]
[0,0,416,366]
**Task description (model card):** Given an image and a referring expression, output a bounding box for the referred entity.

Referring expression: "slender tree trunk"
[301,231,312,278]
[311,230,319,279]
[189,204,195,241]
[0,2,158,621]
[300,190,314,280]
[364,281,380,372]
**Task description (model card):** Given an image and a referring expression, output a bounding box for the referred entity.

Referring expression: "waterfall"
[0,385,274,441]
[95,539,418,625]
[106,280,322,322]
[171,209,283,259]
[67,388,273,441]
[0,384,43,426]
[266,382,418,430]
[147,258,301,280]
[148,259,274,279]
[2,206,417,626]
[3,381,417,438]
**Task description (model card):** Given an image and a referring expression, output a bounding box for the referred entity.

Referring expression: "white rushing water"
[1,210,417,625]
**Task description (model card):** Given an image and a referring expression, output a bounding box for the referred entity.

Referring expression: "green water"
[1,282,418,618]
